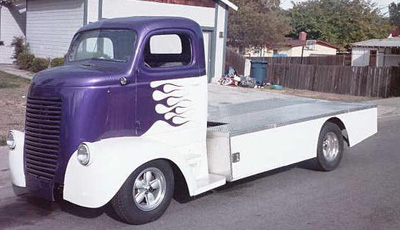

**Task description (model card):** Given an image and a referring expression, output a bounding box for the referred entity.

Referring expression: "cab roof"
[78,17,202,35]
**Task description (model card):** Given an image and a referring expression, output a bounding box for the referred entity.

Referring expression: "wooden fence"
[224,50,351,76]
[225,48,246,75]
[267,64,400,98]
[252,55,348,66]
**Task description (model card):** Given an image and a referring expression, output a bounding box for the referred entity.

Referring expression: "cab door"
[135,29,207,144]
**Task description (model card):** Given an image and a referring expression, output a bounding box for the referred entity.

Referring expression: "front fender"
[63,136,195,208]
[8,130,26,187]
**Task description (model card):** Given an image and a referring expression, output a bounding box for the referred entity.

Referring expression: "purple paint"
[23,17,206,200]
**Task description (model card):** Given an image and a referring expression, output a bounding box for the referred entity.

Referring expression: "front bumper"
[8,130,57,200]
[8,130,26,188]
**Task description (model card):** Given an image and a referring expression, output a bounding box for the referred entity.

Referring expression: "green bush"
[50,57,65,67]
[31,58,50,73]
[0,136,6,146]
[17,52,35,70]
[11,36,29,60]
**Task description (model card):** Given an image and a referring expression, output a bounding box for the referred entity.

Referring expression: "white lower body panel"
[207,108,378,182]
[8,130,26,187]
[230,117,323,181]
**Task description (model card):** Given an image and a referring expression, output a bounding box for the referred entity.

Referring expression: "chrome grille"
[24,97,62,180]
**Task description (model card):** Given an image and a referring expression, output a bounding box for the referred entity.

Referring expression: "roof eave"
[219,0,238,11]
[352,45,400,48]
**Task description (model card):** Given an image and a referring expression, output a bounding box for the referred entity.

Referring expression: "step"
[192,174,226,196]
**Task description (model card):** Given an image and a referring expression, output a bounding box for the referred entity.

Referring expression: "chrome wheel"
[133,167,167,212]
[322,132,339,162]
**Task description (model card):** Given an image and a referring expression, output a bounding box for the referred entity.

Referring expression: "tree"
[389,2,400,28]
[289,0,391,49]
[228,0,291,52]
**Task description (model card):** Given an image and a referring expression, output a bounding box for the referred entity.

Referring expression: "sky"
[280,0,400,14]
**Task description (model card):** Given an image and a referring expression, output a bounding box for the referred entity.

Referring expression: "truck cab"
[7,17,377,225]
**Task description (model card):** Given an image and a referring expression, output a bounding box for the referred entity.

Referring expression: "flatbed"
[208,97,376,136]
[206,97,377,183]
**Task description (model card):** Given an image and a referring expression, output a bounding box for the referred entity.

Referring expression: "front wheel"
[316,122,344,171]
[111,160,174,225]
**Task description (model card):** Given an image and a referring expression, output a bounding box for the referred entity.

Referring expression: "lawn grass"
[0,70,30,146]
[0,70,31,89]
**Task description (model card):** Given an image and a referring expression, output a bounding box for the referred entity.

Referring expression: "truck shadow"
[174,159,320,203]
[0,195,125,228]
[0,159,321,227]
[0,196,55,229]
[56,199,123,222]
[211,159,319,193]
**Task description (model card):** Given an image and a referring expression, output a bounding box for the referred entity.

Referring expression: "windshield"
[68,29,136,63]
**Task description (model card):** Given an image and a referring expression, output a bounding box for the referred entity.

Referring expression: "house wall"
[26,0,84,58]
[213,3,228,79]
[380,48,400,67]
[352,47,369,66]
[290,44,336,57]
[352,47,400,67]
[303,44,337,57]
[244,44,336,58]
[100,0,215,28]
[87,0,99,23]
[0,2,26,64]
[378,48,384,67]
[144,0,215,8]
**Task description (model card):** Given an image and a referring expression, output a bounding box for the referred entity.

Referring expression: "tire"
[316,122,344,171]
[111,160,174,225]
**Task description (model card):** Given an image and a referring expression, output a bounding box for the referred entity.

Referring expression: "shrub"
[0,136,6,146]
[17,52,35,70]
[11,36,29,60]
[31,58,50,73]
[50,57,65,67]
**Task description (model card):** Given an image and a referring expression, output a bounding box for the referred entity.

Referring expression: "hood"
[31,62,129,88]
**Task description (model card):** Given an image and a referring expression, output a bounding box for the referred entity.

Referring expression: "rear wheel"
[111,160,174,225]
[316,122,344,171]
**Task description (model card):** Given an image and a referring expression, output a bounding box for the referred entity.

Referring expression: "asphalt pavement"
[1,95,400,230]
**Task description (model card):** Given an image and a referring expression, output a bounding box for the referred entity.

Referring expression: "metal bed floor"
[207,97,376,136]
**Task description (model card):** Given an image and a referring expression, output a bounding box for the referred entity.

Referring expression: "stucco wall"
[290,44,337,57]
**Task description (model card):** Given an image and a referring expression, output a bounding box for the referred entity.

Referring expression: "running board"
[192,174,226,196]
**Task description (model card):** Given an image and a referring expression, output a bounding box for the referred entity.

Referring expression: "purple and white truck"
[7,17,377,224]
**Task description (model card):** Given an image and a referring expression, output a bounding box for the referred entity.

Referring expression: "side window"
[144,33,192,68]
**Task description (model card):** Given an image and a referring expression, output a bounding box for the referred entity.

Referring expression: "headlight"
[7,131,16,150]
[77,143,90,166]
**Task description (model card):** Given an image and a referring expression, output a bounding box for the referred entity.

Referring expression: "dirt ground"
[0,71,30,145]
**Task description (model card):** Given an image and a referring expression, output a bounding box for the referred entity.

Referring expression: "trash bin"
[250,60,268,86]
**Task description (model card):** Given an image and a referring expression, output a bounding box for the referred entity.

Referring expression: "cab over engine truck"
[7,17,377,225]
